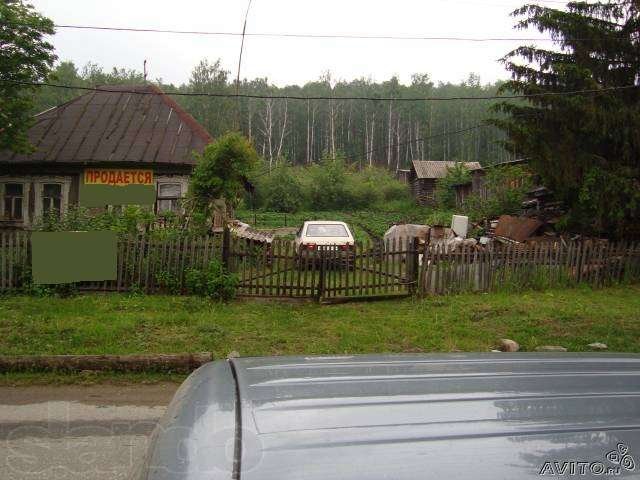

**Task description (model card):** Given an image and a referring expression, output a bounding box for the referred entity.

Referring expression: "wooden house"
[0,85,213,230]
[409,160,481,205]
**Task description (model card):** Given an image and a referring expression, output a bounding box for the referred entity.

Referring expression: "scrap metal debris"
[228,221,274,243]
[494,215,544,243]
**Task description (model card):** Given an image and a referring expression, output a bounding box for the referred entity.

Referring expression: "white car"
[294,221,355,253]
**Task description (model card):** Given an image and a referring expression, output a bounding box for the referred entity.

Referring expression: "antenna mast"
[235,0,253,129]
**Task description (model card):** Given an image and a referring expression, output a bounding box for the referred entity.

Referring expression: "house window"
[42,183,62,218]
[156,183,182,213]
[3,183,24,221]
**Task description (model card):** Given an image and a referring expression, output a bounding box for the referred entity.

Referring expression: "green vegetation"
[239,158,422,240]
[0,0,55,153]
[1,286,639,359]
[184,260,238,301]
[236,208,430,240]
[463,164,533,221]
[189,132,259,224]
[434,163,472,209]
[240,162,534,240]
[493,2,640,237]
[34,205,206,238]
[248,157,412,214]
[257,164,304,213]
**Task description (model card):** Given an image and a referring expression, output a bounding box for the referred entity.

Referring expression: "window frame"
[0,180,29,224]
[2,183,26,221]
[155,177,187,215]
[33,177,71,223]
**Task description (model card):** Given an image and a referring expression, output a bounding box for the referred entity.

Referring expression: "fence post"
[407,237,420,295]
[316,247,325,302]
[222,225,231,271]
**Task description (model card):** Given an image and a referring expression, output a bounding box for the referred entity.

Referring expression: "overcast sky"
[30,0,559,87]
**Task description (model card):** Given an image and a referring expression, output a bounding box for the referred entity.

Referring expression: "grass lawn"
[1,285,639,362]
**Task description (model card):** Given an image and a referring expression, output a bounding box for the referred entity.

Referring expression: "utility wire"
[4,80,638,102]
[24,23,622,43]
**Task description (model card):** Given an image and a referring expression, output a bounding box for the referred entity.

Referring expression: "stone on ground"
[498,339,520,352]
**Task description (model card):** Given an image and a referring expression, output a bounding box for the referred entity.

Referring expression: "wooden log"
[0,353,214,373]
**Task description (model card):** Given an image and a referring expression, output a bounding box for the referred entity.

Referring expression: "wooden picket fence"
[419,240,640,295]
[0,231,222,293]
[227,235,419,300]
[2,230,639,298]
[0,231,30,291]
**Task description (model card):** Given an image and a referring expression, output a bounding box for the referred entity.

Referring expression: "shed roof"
[411,160,482,179]
[0,84,212,166]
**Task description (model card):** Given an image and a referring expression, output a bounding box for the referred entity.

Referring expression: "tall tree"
[493,1,640,237]
[0,0,55,153]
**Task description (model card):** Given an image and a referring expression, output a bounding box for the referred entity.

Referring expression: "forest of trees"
[34,60,516,170]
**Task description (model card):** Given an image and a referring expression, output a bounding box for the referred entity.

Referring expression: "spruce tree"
[493,1,640,237]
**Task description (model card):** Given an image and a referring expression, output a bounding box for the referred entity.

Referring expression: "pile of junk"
[384,214,603,252]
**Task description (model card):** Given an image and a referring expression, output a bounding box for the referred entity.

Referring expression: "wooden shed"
[409,160,481,205]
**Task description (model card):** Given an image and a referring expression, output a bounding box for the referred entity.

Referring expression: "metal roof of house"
[0,84,212,165]
[411,160,482,179]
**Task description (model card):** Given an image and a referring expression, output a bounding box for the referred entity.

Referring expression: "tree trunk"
[387,101,393,168]
[276,99,288,161]
[306,99,310,164]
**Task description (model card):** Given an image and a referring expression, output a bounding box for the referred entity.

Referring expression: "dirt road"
[0,383,178,480]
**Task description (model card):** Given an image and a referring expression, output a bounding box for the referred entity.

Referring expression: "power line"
[37,23,606,43]
[4,80,638,102]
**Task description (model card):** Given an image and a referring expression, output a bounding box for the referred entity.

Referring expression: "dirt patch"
[0,382,179,406]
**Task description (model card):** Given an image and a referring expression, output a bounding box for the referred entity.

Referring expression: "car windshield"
[306,224,349,237]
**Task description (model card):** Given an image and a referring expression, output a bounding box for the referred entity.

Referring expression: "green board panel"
[31,231,118,284]
[79,177,156,207]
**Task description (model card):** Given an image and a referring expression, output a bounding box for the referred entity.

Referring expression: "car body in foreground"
[135,354,640,479]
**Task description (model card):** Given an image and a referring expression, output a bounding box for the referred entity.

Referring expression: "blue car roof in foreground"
[142,353,640,480]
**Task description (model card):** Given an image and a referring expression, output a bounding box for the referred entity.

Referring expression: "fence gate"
[227,235,419,301]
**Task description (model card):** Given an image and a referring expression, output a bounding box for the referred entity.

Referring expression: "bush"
[434,163,472,209]
[354,168,410,203]
[463,164,532,220]
[425,210,455,226]
[260,164,304,213]
[185,259,238,301]
[251,159,410,212]
[155,271,182,295]
[345,178,380,210]
[305,154,351,210]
